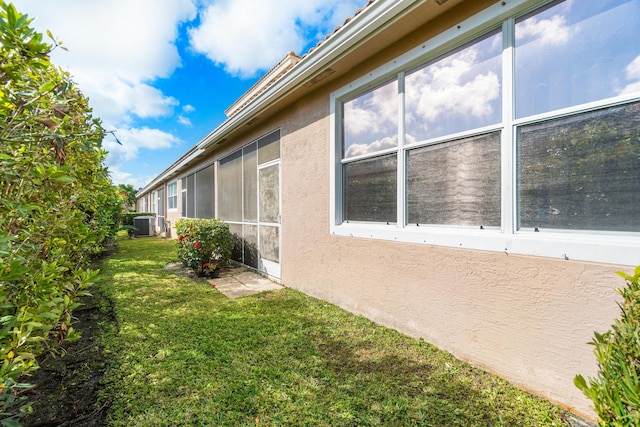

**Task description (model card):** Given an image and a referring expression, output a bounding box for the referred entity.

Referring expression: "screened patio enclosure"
[218,130,281,279]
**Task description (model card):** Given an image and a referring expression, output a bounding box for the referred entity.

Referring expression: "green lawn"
[96,236,571,426]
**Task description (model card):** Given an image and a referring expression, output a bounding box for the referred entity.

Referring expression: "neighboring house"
[137,0,640,420]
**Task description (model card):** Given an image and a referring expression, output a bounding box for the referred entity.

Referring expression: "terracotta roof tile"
[303,0,376,58]
[225,52,301,117]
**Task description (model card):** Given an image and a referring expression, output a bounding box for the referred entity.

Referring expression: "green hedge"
[0,3,120,419]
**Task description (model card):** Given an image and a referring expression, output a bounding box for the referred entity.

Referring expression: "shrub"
[0,2,118,421]
[575,266,640,426]
[175,219,233,277]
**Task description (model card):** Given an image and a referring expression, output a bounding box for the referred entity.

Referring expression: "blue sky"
[12,0,366,188]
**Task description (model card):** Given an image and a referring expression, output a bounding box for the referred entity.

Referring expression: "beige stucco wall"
[277,87,626,421]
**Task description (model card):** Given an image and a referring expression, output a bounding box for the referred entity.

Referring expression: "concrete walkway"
[208,265,283,299]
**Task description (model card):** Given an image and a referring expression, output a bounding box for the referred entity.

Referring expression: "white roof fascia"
[136,146,204,196]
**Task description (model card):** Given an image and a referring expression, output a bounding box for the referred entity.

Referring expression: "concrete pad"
[207,266,283,299]
[164,261,282,299]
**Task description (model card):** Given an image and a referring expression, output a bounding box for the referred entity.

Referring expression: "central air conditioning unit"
[133,216,156,237]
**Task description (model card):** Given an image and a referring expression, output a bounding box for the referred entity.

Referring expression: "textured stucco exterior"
[134,0,640,421]
[277,86,625,420]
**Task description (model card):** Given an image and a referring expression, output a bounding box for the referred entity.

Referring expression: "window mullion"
[501,18,515,236]
[397,71,406,228]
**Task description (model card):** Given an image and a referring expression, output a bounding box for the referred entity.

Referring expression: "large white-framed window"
[167,180,178,211]
[330,0,640,265]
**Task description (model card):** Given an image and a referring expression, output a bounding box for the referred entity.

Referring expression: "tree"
[116,183,138,210]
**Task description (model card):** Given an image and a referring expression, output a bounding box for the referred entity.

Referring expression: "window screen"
[518,102,640,232]
[195,165,214,218]
[188,174,195,218]
[344,154,397,223]
[407,132,501,227]
[259,164,279,223]
[243,142,258,222]
[181,178,187,217]
[218,150,243,221]
[258,130,281,164]
[157,188,165,231]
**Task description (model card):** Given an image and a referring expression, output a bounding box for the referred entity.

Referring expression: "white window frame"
[167,180,178,211]
[181,178,187,218]
[329,0,640,266]
[139,195,148,212]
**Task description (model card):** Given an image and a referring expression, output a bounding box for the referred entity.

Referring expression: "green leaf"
[39,81,56,92]
[52,175,76,183]
[573,374,588,391]
[1,417,21,427]
[0,316,16,324]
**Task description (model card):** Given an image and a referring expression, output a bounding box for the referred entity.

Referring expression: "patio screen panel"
[195,165,215,219]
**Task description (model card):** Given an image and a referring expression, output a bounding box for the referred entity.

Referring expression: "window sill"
[330,222,640,266]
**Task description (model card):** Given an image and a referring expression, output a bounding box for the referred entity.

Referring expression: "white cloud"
[107,167,152,190]
[103,126,183,166]
[516,14,573,46]
[188,0,364,78]
[343,80,398,156]
[177,104,195,125]
[14,0,196,123]
[10,0,367,184]
[77,74,180,124]
[619,81,640,96]
[344,136,397,158]
[344,105,381,137]
[407,49,500,123]
[177,116,193,126]
[344,80,397,137]
[17,0,197,82]
[104,126,183,188]
[404,43,501,140]
[619,55,640,95]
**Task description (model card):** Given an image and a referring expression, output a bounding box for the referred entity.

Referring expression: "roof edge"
[224,52,301,118]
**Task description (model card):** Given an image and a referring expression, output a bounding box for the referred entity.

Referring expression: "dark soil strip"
[20,287,113,427]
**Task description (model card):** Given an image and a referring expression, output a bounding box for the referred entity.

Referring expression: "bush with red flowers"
[175,219,233,277]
